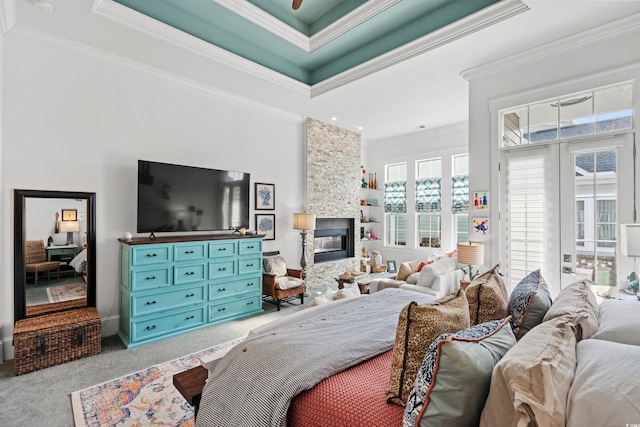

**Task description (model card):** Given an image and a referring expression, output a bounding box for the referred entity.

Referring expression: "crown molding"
[7,23,303,123]
[0,0,17,35]
[461,11,640,82]
[312,0,529,97]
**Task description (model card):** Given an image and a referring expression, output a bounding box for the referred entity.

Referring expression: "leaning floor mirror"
[14,189,96,321]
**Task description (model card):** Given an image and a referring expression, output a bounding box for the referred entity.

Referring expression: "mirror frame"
[14,189,96,322]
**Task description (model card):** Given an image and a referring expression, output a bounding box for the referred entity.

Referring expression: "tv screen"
[137,160,250,233]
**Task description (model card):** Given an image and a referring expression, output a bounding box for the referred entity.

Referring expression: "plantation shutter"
[451,175,469,214]
[384,181,406,213]
[415,178,441,213]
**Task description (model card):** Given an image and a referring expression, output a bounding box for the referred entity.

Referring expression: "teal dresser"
[118,235,263,348]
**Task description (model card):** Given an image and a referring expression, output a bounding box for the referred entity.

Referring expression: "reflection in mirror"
[14,190,96,321]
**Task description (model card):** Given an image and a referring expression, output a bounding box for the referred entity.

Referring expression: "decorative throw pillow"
[416,261,432,272]
[308,287,335,307]
[466,265,509,326]
[591,300,640,345]
[405,272,420,285]
[396,260,422,281]
[334,282,361,300]
[479,317,577,427]
[416,257,456,288]
[508,269,552,340]
[263,255,287,277]
[386,290,470,406]
[404,318,516,427]
[274,276,304,290]
[542,279,598,340]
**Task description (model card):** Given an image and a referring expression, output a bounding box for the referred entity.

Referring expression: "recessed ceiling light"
[331,117,337,121]
[418,125,426,129]
[357,126,364,130]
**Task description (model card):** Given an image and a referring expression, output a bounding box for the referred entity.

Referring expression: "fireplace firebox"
[314,218,355,263]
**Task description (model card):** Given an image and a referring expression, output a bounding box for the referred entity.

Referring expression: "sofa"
[366,257,465,298]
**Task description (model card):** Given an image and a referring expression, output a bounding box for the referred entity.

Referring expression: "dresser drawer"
[239,239,262,255]
[208,275,260,301]
[208,241,237,259]
[174,242,207,262]
[174,263,206,285]
[209,259,236,279]
[132,306,205,342]
[208,295,261,323]
[238,256,261,275]
[131,245,172,266]
[131,267,171,291]
[131,285,205,317]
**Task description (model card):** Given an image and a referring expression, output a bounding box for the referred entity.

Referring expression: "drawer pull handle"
[185,271,195,276]
[39,334,46,355]
[218,307,226,312]
[218,267,226,271]
[247,282,254,286]
[146,253,157,257]
[218,248,227,251]
[185,250,195,254]
[186,293,195,297]
[218,288,226,292]
[145,276,156,280]
[145,301,157,305]
[247,245,254,249]
[145,325,156,331]
[247,301,254,305]
[185,315,195,320]
[246,263,254,267]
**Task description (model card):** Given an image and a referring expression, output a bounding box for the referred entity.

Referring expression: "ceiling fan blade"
[292,0,302,10]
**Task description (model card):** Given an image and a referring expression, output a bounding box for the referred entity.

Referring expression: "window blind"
[451,175,469,214]
[415,178,441,213]
[384,181,406,213]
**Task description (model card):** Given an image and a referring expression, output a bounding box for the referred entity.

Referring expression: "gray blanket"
[195,288,433,427]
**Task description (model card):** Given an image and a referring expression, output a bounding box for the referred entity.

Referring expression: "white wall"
[363,123,468,265]
[464,18,640,283]
[0,35,307,360]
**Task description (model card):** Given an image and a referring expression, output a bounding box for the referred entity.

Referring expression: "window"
[384,163,407,246]
[500,83,632,147]
[452,154,469,243]
[416,158,441,248]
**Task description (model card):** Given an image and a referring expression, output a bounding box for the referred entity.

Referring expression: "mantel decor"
[255,183,275,210]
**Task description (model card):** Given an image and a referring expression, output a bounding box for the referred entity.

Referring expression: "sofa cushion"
[387,290,470,406]
[543,279,599,340]
[397,260,422,281]
[591,300,640,345]
[479,317,577,427]
[405,272,420,285]
[416,257,457,288]
[508,269,553,340]
[567,339,640,427]
[465,265,509,326]
[274,276,304,290]
[404,317,516,427]
[263,254,287,277]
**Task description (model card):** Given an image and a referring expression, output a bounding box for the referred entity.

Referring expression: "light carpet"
[71,337,244,427]
[47,282,87,302]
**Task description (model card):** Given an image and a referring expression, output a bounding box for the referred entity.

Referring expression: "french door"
[501,135,634,296]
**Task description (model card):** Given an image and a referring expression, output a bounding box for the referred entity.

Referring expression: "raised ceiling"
[113,0,504,86]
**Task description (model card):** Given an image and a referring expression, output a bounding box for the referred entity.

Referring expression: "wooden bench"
[173,365,208,416]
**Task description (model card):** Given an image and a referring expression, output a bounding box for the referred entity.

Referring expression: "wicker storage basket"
[13,307,101,376]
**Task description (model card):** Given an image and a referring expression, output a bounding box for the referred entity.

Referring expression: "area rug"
[46,283,87,302]
[71,337,244,427]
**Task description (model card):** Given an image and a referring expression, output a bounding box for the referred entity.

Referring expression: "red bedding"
[287,350,404,427]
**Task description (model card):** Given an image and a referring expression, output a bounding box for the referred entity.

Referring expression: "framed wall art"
[473,217,489,235]
[255,214,275,240]
[472,191,489,210]
[255,183,275,210]
[61,209,78,221]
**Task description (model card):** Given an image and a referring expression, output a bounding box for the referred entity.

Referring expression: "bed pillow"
[334,282,361,300]
[416,257,457,288]
[566,339,640,427]
[479,317,577,427]
[508,269,553,339]
[404,318,516,427]
[308,287,335,307]
[387,290,470,406]
[466,265,509,325]
[591,300,640,345]
[397,260,422,281]
[543,279,599,340]
[262,255,287,277]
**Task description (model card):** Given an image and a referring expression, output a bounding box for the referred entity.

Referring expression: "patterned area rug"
[46,283,87,302]
[71,337,244,427]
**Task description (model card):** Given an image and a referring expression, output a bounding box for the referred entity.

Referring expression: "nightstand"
[46,245,78,276]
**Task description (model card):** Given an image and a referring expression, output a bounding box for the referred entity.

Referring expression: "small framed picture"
[255,214,275,240]
[61,209,77,221]
[255,183,275,210]
[473,217,489,235]
[386,260,397,274]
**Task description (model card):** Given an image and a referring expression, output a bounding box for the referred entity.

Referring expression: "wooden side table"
[460,280,471,291]
[173,365,208,416]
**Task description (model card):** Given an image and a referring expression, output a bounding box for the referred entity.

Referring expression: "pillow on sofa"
[405,272,420,285]
[508,269,553,340]
[397,260,422,281]
[566,339,640,427]
[404,317,516,427]
[416,257,457,288]
[387,290,470,406]
[591,300,640,345]
[263,255,287,277]
[479,317,577,427]
[466,265,509,326]
[417,261,432,272]
[542,279,599,340]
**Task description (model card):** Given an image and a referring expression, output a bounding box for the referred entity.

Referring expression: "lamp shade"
[457,242,484,266]
[293,213,316,230]
[621,224,640,257]
[59,221,80,233]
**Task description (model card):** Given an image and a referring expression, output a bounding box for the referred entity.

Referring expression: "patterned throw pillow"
[386,290,470,407]
[466,265,509,326]
[509,269,552,340]
[403,318,516,427]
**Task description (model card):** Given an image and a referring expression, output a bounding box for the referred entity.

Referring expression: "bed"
[68,248,88,279]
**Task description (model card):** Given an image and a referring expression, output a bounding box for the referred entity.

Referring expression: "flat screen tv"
[137,160,250,233]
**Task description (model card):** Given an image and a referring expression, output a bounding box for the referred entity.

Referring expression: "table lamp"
[59,221,80,245]
[457,242,484,281]
[293,213,316,273]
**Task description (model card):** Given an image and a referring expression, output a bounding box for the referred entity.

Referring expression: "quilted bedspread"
[195,288,433,427]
